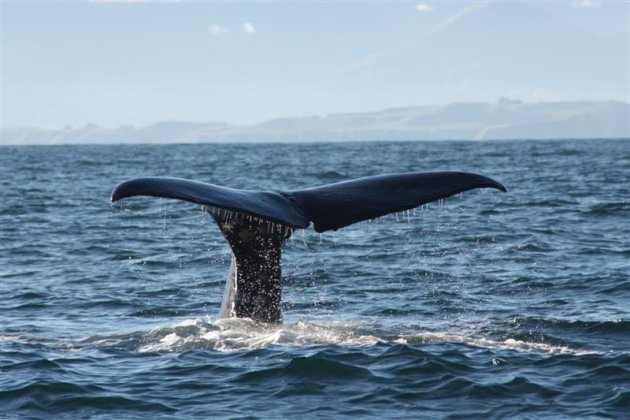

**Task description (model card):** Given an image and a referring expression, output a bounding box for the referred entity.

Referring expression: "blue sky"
[2,1,628,129]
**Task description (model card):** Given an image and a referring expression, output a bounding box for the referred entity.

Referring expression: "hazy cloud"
[209,24,229,35]
[344,0,490,74]
[429,0,491,36]
[209,22,255,36]
[415,4,434,13]
[243,22,256,34]
[572,0,602,8]
[532,88,563,103]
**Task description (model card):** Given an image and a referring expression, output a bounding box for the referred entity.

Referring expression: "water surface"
[1,140,629,418]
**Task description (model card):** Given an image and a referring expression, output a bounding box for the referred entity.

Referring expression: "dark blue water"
[1,140,629,418]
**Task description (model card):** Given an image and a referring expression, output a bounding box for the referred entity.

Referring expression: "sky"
[1,1,629,129]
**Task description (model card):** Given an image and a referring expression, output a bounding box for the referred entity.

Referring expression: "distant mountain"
[2,100,628,145]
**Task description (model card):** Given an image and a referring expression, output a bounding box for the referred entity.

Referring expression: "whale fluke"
[289,172,506,232]
[112,172,506,323]
[111,177,310,228]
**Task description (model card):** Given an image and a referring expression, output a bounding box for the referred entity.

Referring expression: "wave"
[1,382,176,414]
[585,202,629,216]
[66,318,606,356]
[508,316,630,335]
[4,313,618,357]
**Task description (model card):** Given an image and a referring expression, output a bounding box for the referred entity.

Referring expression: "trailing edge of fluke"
[111,171,506,323]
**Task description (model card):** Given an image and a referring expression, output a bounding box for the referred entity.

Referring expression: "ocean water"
[1,139,628,418]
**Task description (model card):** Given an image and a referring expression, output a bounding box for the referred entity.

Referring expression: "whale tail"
[111,172,506,323]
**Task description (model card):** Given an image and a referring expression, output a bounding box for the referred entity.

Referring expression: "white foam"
[108,318,602,356]
[0,334,28,344]
[404,331,601,355]
[137,318,384,352]
[5,319,605,356]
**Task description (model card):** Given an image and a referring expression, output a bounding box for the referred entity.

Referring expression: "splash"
[123,318,603,355]
[137,318,384,353]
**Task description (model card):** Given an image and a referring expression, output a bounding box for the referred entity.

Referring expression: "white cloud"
[415,4,434,13]
[209,24,229,35]
[572,0,601,8]
[208,22,255,36]
[243,22,256,34]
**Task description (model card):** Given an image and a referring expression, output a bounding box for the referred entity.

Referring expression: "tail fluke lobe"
[288,172,506,232]
[111,177,310,229]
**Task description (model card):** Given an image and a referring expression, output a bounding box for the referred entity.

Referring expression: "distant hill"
[3,100,628,145]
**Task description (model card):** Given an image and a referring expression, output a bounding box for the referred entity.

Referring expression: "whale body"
[111,172,506,323]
